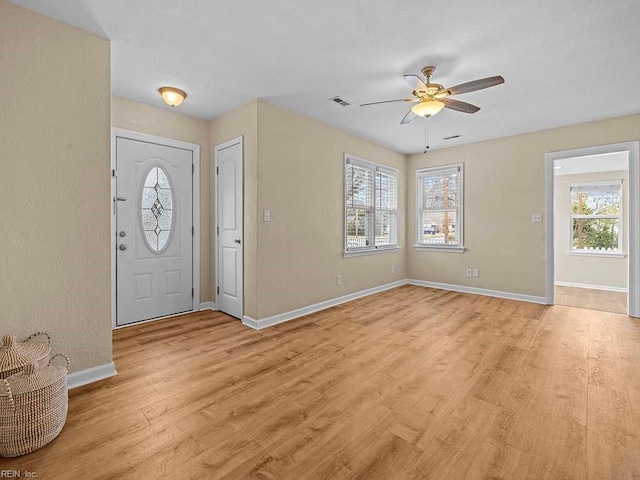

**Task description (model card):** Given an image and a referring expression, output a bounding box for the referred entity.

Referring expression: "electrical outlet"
[391,265,396,274]
[466,269,472,278]
[336,275,341,286]
[532,213,542,223]
[473,268,479,278]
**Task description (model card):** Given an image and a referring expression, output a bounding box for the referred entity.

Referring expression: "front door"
[116,137,193,326]
[216,137,243,319]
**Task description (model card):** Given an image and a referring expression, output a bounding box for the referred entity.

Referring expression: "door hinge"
[192,288,194,298]
[192,164,194,174]
[192,225,194,235]
[217,286,219,295]
[216,226,219,235]
[112,169,116,178]
[216,166,219,175]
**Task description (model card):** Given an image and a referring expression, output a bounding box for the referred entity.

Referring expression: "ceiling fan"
[361,66,504,124]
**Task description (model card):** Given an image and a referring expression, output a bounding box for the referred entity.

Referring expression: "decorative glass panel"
[140,166,174,253]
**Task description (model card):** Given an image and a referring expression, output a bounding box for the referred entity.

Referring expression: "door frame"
[110,128,201,329]
[214,135,244,319]
[545,141,639,317]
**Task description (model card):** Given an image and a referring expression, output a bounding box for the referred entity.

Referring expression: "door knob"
[119,244,127,251]
[119,231,126,238]
[234,239,241,244]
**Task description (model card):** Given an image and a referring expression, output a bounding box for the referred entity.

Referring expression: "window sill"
[567,251,626,259]
[343,247,401,258]
[414,245,466,254]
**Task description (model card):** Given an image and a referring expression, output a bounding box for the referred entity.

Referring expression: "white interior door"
[216,137,243,319]
[116,137,193,326]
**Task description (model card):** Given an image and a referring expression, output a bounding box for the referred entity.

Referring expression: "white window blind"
[570,181,622,253]
[345,154,398,253]
[416,164,463,249]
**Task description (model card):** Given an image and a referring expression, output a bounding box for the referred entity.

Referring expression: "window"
[344,154,398,255]
[141,166,174,253]
[570,181,622,254]
[415,164,464,251]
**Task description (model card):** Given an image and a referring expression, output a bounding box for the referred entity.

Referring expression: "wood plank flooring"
[2,285,640,479]
[555,285,627,314]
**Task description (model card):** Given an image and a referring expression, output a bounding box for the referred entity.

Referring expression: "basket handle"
[49,353,71,371]
[1,379,15,412]
[24,331,52,347]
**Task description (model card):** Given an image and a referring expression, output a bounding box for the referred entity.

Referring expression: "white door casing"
[216,137,243,319]
[113,133,197,326]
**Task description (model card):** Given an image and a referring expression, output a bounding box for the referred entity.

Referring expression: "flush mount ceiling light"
[158,87,186,107]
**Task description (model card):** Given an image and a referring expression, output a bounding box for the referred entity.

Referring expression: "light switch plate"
[264,209,270,222]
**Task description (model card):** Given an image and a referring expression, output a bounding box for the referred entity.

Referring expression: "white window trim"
[414,163,464,251]
[343,153,399,256]
[569,180,623,256]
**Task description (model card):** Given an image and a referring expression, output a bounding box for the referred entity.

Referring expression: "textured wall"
[209,101,258,318]
[554,170,628,289]
[407,114,640,297]
[111,96,212,302]
[255,100,407,319]
[0,1,112,372]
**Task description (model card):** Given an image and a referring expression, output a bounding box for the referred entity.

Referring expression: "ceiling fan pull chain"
[424,124,430,154]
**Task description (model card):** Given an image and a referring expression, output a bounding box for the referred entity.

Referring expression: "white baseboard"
[242,316,260,329]
[199,301,218,310]
[407,279,547,305]
[242,280,408,330]
[554,281,627,293]
[67,362,117,390]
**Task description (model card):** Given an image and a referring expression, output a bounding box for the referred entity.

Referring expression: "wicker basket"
[0,362,68,457]
[0,334,51,379]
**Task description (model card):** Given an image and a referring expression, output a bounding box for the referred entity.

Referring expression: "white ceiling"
[555,151,629,176]
[10,0,640,154]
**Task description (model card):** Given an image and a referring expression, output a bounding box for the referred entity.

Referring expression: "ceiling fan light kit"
[360,65,504,124]
[411,100,445,117]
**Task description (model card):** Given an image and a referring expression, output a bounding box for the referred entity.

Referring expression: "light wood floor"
[3,285,640,479]
[555,285,627,314]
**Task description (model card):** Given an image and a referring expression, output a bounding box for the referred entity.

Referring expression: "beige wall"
[554,170,628,289]
[255,100,407,319]
[210,101,259,318]
[111,96,212,301]
[0,1,112,372]
[408,114,640,298]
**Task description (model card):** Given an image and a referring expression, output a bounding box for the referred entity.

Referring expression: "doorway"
[111,129,201,327]
[553,152,628,313]
[545,142,640,317]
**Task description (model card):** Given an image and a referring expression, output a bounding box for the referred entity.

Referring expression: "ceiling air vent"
[443,134,462,140]
[329,96,351,107]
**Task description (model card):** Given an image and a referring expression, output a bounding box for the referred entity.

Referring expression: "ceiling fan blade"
[441,98,480,114]
[444,75,505,96]
[400,109,417,124]
[403,75,427,91]
[360,98,413,107]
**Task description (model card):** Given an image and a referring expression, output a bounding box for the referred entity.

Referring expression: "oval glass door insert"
[141,166,174,253]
